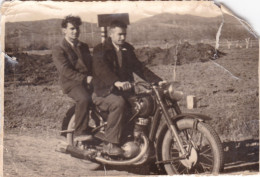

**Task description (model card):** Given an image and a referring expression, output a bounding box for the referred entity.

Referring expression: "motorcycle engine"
[128,95,155,117]
[121,95,153,159]
[121,141,140,158]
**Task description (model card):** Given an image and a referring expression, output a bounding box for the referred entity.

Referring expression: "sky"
[1,1,222,23]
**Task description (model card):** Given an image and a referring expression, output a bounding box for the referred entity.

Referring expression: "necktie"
[72,43,86,69]
[117,47,123,68]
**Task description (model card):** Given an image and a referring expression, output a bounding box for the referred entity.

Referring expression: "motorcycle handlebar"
[132,81,167,89]
[116,81,168,92]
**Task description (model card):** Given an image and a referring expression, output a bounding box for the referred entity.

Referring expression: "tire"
[61,105,75,136]
[67,114,76,146]
[66,113,101,170]
[66,108,103,146]
[162,119,223,175]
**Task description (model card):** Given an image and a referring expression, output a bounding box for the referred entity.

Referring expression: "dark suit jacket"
[52,38,92,93]
[92,37,162,97]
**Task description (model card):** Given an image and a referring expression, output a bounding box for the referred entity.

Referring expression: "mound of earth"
[5,53,58,86]
[176,42,226,64]
[5,42,225,86]
[135,42,225,65]
[134,47,166,65]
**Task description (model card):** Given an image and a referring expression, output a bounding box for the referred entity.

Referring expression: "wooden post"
[245,38,250,49]
[187,95,197,109]
[100,27,107,43]
[226,39,232,49]
[173,44,178,81]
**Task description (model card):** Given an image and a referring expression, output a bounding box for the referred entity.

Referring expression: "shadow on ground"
[94,161,162,175]
[223,138,259,173]
[93,139,259,175]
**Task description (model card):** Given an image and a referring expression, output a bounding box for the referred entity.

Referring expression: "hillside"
[5,19,101,51]
[128,13,254,44]
[5,13,255,52]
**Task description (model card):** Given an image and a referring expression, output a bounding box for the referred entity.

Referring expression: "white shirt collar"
[112,41,121,51]
[65,37,80,47]
[112,42,128,52]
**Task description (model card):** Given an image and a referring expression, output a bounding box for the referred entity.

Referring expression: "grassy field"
[4,46,259,141]
[150,47,259,141]
[3,43,259,176]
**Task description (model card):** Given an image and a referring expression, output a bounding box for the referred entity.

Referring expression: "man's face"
[110,27,127,46]
[63,23,80,41]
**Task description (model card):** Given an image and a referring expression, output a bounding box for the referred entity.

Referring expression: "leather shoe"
[103,143,123,156]
[74,134,93,142]
[74,128,94,142]
[74,132,93,142]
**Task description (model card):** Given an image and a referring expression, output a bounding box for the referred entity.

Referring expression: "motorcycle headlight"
[166,83,184,101]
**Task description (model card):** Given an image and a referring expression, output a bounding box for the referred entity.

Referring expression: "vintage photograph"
[2,1,259,176]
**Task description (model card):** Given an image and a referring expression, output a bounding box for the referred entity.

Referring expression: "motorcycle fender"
[61,105,75,136]
[171,113,212,122]
[154,113,212,170]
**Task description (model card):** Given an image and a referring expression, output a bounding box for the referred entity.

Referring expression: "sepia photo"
[1,1,259,176]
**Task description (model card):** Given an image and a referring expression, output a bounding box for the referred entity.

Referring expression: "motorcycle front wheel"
[162,118,224,175]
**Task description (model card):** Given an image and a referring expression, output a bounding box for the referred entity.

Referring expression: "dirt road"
[3,129,259,176]
[4,130,149,177]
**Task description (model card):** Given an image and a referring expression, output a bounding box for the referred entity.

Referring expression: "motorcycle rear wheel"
[162,118,223,175]
[67,114,76,146]
[66,114,101,170]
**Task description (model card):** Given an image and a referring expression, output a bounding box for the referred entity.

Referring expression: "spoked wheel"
[162,119,223,175]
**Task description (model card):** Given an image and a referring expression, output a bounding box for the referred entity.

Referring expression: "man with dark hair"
[92,20,163,156]
[52,15,93,141]
[61,15,82,29]
[108,20,127,29]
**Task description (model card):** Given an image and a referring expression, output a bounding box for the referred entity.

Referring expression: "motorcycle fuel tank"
[128,94,156,118]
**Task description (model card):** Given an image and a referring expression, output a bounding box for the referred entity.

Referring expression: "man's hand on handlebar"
[158,80,167,86]
[114,80,167,91]
[114,81,132,91]
[85,76,93,85]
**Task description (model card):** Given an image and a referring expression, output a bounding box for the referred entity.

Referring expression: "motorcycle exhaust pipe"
[133,148,150,165]
[95,135,149,165]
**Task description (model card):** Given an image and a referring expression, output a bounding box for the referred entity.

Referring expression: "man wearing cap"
[92,20,163,156]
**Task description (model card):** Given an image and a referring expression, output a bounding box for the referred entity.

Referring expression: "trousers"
[92,93,126,144]
[67,84,91,136]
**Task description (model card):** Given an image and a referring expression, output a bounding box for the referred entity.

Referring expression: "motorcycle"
[60,81,224,175]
